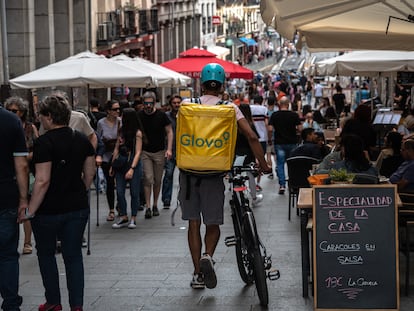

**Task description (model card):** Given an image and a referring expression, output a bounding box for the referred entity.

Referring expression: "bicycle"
[224,158,280,306]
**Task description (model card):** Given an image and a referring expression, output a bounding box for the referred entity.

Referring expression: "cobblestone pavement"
[18,170,414,310]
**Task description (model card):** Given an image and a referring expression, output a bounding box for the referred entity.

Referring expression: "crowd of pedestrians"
[2,60,414,310]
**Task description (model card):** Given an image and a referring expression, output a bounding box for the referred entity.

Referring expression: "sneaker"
[267,173,274,180]
[145,208,152,219]
[82,236,87,248]
[163,202,170,209]
[252,194,264,207]
[38,303,62,311]
[256,185,263,192]
[128,220,137,229]
[70,307,83,311]
[152,206,160,216]
[200,254,217,289]
[138,205,145,211]
[23,242,32,255]
[112,218,129,229]
[190,273,205,289]
[278,186,285,195]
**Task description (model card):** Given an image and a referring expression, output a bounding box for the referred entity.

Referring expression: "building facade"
[0,0,266,103]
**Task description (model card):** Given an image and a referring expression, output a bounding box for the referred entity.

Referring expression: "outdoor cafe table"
[297,187,402,298]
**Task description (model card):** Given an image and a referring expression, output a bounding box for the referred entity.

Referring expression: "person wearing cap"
[179,63,271,290]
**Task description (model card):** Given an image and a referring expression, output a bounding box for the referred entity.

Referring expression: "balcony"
[96,9,159,46]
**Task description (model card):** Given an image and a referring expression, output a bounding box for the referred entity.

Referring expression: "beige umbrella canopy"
[260,0,414,51]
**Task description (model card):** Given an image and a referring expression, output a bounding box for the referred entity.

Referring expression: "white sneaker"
[200,254,217,289]
[112,218,129,229]
[252,194,264,207]
[128,220,137,229]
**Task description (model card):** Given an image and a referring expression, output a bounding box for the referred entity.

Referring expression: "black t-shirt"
[32,127,95,214]
[0,108,28,209]
[89,111,106,130]
[332,93,346,114]
[290,142,322,159]
[138,110,171,152]
[269,110,301,144]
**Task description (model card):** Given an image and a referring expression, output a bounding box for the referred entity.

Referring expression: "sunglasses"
[7,109,19,113]
[143,101,154,105]
[111,108,121,112]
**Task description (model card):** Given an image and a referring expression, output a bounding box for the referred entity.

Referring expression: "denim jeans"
[0,208,22,311]
[115,160,142,217]
[31,209,89,308]
[161,158,176,206]
[275,144,297,187]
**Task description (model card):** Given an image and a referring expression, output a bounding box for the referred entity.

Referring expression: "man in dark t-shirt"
[138,91,173,219]
[290,128,322,160]
[268,96,302,194]
[0,106,28,310]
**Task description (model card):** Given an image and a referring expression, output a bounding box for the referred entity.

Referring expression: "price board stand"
[313,185,399,311]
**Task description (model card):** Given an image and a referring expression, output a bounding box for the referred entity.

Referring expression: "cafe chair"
[398,192,414,296]
[286,156,320,221]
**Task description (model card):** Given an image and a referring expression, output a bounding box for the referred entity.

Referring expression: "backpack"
[176,100,237,174]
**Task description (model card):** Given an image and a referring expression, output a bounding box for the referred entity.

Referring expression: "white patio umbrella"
[9,51,154,89]
[110,54,191,87]
[316,50,414,76]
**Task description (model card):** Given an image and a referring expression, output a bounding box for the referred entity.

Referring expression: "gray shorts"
[178,172,225,225]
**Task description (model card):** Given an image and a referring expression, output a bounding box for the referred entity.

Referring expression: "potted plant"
[328,168,355,184]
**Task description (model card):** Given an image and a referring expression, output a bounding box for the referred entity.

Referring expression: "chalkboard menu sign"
[313,185,399,310]
[397,71,414,85]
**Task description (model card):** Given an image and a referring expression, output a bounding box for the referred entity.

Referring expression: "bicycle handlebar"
[232,162,258,175]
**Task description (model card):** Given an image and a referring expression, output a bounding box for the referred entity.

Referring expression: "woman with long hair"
[331,134,377,176]
[96,100,121,221]
[111,108,145,229]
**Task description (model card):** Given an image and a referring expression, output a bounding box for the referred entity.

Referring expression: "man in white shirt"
[250,95,268,191]
[314,80,324,109]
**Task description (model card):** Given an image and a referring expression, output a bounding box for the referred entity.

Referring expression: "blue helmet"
[200,63,225,86]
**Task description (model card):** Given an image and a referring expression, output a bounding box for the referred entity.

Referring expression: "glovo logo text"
[180,131,230,149]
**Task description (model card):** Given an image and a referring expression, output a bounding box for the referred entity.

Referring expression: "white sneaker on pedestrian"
[190,273,205,289]
[252,193,264,207]
[128,220,136,229]
[200,254,217,289]
[112,218,129,229]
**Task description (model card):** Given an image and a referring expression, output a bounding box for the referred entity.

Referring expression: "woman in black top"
[20,94,95,311]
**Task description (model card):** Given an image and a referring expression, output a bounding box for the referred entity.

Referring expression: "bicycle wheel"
[235,231,254,284]
[231,200,254,284]
[245,213,269,306]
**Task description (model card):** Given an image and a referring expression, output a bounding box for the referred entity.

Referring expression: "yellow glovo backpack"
[176,102,237,174]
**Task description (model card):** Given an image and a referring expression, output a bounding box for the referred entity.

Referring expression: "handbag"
[111,144,132,172]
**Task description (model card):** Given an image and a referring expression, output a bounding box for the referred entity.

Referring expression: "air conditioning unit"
[98,23,107,40]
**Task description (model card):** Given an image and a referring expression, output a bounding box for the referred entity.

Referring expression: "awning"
[228,36,245,48]
[207,45,230,60]
[239,37,257,46]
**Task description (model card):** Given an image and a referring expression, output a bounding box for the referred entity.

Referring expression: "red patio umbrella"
[179,47,217,58]
[160,56,253,80]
